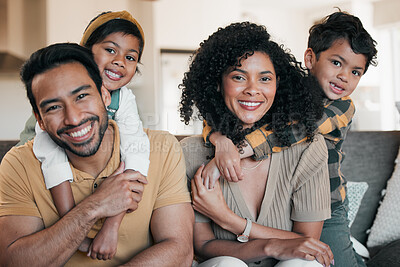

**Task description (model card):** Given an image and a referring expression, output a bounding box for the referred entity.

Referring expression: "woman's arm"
[192,165,316,240]
[194,222,333,265]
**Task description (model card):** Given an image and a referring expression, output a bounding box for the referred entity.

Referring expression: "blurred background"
[0,0,399,140]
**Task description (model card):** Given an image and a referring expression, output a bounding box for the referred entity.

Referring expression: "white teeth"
[238,101,261,107]
[105,70,121,78]
[70,124,91,138]
[330,82,343,90]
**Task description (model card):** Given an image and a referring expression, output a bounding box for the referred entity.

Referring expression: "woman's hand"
[191,164,231,223]
[201,158,221,189]
[265,237,334,267]
[210,132,244,184]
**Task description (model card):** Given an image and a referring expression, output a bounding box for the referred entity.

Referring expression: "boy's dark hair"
[308,11,377,73]
[83,12,145,62]
[20,43,102,116]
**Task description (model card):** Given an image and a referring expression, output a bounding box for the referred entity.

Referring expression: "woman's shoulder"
[280,134,328,163]
[180,135,212,180]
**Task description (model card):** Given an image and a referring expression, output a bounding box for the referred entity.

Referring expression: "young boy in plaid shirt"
[202,11,377,266]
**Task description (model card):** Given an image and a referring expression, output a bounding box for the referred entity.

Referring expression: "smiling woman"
[221,51,277,129]
[180,22,333,267]
[180,22,324,148]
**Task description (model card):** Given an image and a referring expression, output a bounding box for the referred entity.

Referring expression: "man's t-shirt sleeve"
[153,133,191,210]
[0,146,41,217]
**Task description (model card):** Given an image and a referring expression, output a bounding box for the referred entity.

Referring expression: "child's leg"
[320,198,366,267]
[88,212,125,260]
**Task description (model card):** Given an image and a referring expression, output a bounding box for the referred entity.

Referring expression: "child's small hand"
[202,158,221,189]
[212,133,243,183]
[87,226,118,260]
[78,237,92,253]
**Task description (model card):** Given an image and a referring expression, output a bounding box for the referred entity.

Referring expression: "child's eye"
[105,48,116,54]
[126,55,137,62]
[77,94,88,100]
[352,70,361,76]
[332,60,341,67]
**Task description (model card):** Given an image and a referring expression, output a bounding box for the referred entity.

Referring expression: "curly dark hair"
[308,11,377,73]
[180,22,324,147]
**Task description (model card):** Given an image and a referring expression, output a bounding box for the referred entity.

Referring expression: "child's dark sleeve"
[244,97,355,160]
[245,123,308,161]
[317,96,355,142]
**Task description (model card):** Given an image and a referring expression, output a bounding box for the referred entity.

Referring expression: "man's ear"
[33,111,46,131]
[101,86,111,107]
[304,48,316,70]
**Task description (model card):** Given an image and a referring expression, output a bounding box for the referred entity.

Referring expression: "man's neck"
[66,124,115,178]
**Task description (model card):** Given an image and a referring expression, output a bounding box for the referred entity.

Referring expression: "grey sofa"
[1,130,400,265]
[179,131,400,266]
[342,131,400,266]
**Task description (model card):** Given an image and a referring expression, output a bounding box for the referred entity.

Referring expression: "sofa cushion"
[366,239,400,267]
[342,131,400,245]
[347,181,368,227]
[0,140,18,162]
[367,147,400,248]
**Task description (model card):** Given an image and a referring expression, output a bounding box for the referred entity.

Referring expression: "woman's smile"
[222,51,277,129]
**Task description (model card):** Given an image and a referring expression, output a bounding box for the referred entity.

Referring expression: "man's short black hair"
[20,43,102,115]
[308,11,377,73]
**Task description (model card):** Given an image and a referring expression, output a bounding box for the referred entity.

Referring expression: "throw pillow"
[347,181,369,227]
[367,148,400,248]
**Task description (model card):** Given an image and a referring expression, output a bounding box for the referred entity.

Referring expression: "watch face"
[237,235,249,243]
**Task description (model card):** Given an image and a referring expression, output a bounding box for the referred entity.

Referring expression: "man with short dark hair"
[0,43,194,266]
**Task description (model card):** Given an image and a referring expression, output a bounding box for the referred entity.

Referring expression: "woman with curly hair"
[180,22,334,267]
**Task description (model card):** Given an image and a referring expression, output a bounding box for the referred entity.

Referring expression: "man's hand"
[90,162,148,219]
[210,132,243,185]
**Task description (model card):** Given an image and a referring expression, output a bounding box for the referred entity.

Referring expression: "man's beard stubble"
[48,113,109,157]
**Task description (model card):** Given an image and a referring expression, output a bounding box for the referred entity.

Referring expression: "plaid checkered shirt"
[203,96,355,206]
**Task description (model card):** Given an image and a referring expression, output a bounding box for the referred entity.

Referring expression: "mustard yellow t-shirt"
[0,120,190,266]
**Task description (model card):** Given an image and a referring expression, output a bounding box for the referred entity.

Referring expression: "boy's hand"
[87,225,118,260]
[210,132,244,183]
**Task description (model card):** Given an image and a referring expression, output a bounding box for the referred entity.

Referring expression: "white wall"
[0,0,399,140]
[0,74,32,140]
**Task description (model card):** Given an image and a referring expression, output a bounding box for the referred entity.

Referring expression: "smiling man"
[0,43,193,267]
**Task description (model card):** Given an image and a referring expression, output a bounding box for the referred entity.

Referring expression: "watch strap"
[243,217,252,236]
[237,218,252,242]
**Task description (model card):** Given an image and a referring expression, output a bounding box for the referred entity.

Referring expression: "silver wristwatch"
[237,218,252,243]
